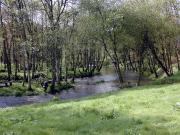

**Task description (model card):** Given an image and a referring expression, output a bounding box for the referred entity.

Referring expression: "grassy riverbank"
[0,83,44,96]
[0,82,74,96]
[0,75,180,135]
[0,69,99,96]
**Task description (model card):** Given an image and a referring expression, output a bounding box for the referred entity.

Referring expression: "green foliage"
[55,82,74,92]
[0,71,47,82]
[95,80,105,84]
[51,96,60,102]
[0,73,24,81]
[153,72,180,85]
[66,70,100,78]
[0,83,44,96]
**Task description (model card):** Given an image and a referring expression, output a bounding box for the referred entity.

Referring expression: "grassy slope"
[0,83,180,135]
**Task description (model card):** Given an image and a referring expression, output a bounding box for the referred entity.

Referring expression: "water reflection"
[60,68,119,99]
[0,66,149,107]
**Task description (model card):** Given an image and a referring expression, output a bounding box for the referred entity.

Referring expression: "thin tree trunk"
[27,51,32,91]
[145,31,171,76]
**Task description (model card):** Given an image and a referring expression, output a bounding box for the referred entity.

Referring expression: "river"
[0,67,148,108]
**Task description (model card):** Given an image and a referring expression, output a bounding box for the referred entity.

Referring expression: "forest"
[0,0,180,134]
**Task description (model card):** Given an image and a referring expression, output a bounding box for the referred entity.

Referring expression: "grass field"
[0,79,180,134]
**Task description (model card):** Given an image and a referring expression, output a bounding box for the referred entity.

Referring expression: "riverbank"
[0,70,100,97]
[0,83,44,97]
[0,79,180,134]
[0,69,151,107]
[0,72,118,107]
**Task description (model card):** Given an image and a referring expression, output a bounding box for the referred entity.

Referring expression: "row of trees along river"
[0,0,179,94]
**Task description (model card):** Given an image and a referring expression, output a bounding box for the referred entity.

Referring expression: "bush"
[0,74,9,80]
[25,91,39,96]
[12,75,24,80]
[56,82,73,92]
[33,73,47,79]
[0,83,43,97]
[96,80,105,84]
[152,72,180,85]
[14,91,24,97]
[51,96,60,101]
[0,74,24,81]
[0,69,6,73]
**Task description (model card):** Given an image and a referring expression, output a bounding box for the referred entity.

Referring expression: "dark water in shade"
[0,67,148,108]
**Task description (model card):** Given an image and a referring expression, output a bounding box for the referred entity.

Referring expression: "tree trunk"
[145,31,171,76]
[50,50,57,94]
[27,51,32,91]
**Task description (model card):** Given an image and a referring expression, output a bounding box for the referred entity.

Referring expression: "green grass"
[0,83,44,96]
[152,71,180,85]
[0,82,180,134]
[95,80,105,84]
[0,81,75,96]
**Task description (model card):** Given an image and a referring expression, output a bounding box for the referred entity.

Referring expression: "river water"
[0,67,147,108]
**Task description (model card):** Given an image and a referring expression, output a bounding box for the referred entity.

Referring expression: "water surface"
[0,67,147,108]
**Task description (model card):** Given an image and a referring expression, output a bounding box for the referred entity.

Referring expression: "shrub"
[15,91,24,97]
[33,73,47,79]
[55,82,73,92]
[0,69,6,73]
[51,96,60,101]
[153,72,180,85]
[0,74,24,81]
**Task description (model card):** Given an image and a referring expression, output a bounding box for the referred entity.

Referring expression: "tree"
[41,0,68,93]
